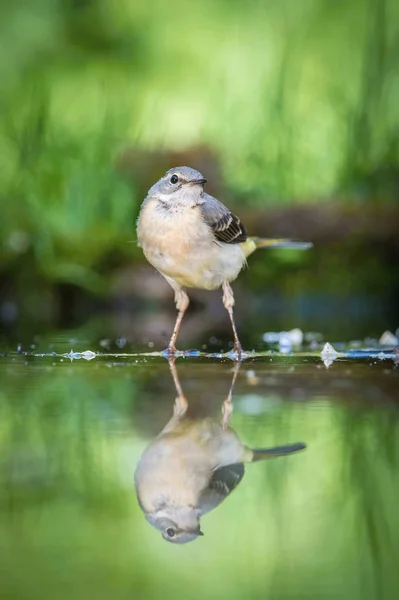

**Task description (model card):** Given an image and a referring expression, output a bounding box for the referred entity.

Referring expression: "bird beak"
[197,529,204,536]
[188,178,207,186]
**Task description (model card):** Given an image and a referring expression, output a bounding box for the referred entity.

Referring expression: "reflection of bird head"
[145,506,203,544]
[134,360,305,543]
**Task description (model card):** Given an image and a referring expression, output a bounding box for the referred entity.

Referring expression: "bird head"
[147,166,207,205]
[145,505,204,544]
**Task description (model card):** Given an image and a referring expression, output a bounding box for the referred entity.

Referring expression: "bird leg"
[168,357,188,418]
[222,280,243,356]
[221,360,241,429]
[168,287,190,355]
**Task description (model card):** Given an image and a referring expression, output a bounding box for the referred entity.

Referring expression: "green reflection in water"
[0,355,398,600]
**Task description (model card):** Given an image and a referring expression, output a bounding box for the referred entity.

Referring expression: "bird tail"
[252,237,313,250]
[241,237,312,258]
[251,442,306,461]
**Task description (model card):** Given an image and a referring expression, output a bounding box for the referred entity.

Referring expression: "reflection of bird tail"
[251,442,306,461]
[241,237,312,258]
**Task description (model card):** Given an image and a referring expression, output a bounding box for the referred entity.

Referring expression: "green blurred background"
[1,0,398,346]
[1,3,399,597]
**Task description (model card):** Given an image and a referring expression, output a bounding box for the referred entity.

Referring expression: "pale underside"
[137,198,248,291]
[134,418,251,514]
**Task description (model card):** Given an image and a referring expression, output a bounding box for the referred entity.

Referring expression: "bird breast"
[137,198,246,290]
[134,439,211,513]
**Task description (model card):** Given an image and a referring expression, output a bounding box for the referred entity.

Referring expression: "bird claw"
[228,342,246,361]
[162,346,178,359]
[234,343,243,355]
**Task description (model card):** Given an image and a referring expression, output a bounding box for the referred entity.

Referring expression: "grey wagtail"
[137,166,312,355]
[134,360,306,544]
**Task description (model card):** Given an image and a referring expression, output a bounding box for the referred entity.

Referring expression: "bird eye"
[170,174,179,184]
[166,528,175,538]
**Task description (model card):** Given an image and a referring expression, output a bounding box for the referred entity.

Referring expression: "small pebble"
[321,342,338,368]
[379,331,399,346]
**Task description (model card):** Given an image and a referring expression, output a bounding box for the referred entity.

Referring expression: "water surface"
[0,345,398,600]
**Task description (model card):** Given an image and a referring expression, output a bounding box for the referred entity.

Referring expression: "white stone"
[320,342,338,368]
[379,331,399,346]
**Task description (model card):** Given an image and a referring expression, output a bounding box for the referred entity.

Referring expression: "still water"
[0,342,398,600]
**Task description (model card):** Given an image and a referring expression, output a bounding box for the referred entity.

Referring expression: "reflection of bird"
[136,166,311,356]
[134,360,305,544]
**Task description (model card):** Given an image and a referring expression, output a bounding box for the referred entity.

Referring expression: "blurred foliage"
[0,0,398,311]
[0,358,399,599]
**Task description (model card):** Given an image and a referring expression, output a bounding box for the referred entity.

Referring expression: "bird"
[134,359,306,544]
[136,166,312,356]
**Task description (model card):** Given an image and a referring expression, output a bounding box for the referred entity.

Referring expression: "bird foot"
[232,342,244,358]
[234,342,243,354]
[227,342,248,361]
[161,345,178,358]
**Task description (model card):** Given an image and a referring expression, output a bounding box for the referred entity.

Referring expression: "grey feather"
[199,193,247,244]
[198,463,245,514]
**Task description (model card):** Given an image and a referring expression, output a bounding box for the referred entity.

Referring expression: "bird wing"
[198,463,245,515]
[199,193,247,244]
